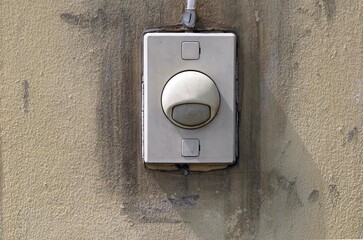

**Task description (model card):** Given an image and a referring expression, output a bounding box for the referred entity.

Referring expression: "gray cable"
[187,0,196,9]
[183,0,197,28]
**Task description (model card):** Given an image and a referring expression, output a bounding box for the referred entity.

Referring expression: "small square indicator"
[182,41,200,60]
[182,139,200,157]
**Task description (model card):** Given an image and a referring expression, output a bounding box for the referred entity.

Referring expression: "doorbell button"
[161,71,220,129]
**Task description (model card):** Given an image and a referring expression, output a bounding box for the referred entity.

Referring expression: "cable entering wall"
[182,0,197,28]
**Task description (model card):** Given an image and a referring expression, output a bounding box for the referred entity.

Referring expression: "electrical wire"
[186,0,196,9]
[182,0,197,28]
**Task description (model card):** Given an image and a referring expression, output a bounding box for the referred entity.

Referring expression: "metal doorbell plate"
[142,32,237,164]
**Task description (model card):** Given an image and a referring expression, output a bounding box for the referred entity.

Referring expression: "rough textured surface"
[0,0,362,239]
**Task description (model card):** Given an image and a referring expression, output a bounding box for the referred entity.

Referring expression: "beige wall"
[1,0,362,239]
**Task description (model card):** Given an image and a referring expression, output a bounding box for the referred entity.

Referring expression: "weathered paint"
[0,0,362,239]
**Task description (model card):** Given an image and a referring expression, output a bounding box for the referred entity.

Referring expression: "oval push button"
[161,71,220,129]
[172,104,210,126]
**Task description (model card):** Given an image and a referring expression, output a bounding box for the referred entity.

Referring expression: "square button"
[182,139,200,157]
[182,42,200,60]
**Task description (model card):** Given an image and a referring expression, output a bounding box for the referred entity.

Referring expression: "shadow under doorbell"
[142,32,238,165]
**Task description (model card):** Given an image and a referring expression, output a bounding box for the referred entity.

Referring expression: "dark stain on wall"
[61,0,263,238]
[328,184,340,207]
[22,80,29,114]
[96,7,140,198]
[165,195,200,208]
[321,0,336,21]
[308,190,320,203]
[60,9,107,30]
[61,4,141,198]
[268,170,303,209]
[348,127,358,142]
[136,194,199,223]
[342,127,359,146]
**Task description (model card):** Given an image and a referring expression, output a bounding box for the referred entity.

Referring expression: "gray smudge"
[136,195,199,224]
[96,7,139,198]
[322,0,336,21]
[164,195,200,208]
[286,181,303,208]
[328,184,340,207]
[347,127,358,142]
[60,9,107,30]
[140,216,182,224]
[281,140,292,155]
[315,0,336,22]
[268,170,303,209]
[22,80,29,113]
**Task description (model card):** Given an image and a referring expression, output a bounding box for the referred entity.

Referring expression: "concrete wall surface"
[1,0,362,239]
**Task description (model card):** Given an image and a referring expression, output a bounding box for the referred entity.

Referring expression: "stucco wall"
[0,0,362,239]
